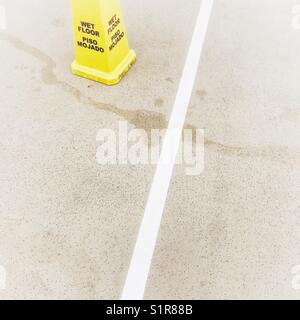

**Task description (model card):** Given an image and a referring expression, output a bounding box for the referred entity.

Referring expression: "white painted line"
[121,0,214,300]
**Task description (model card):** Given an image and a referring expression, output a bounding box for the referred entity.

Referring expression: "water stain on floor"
[1,32,300,166]
[196,89,207,100]
[154,98,164,108]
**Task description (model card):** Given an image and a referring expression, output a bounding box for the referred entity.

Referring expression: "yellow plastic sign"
[71,0,136,85]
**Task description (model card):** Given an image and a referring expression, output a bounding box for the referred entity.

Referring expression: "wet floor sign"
[71,0,136,85]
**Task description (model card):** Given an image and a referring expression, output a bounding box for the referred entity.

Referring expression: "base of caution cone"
[71,50,136,85]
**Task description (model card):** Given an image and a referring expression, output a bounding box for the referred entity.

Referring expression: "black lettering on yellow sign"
[77,41,104,52]
[108,14,120,35]
[78,21,100,37]
[109,30,124,51]
[107,14,123,51]
[77,21,104,53]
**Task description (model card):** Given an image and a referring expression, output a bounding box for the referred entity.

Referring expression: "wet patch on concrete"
[165,77,174,83]
[2,32,300,167]
[196,89,207,100]
[154,98,164,108]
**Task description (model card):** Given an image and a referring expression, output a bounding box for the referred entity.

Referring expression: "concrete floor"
[0,0,300,299]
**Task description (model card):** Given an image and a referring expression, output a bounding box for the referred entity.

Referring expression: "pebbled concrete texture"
[0,0,201,299]
[0,0,300,300]
[145,0,300,299]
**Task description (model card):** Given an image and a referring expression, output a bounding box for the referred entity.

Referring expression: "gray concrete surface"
[0,0,300,300]
[0,0,201,299]
[145,0,300,299]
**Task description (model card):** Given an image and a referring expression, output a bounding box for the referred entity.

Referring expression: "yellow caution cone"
[71,0,136,85]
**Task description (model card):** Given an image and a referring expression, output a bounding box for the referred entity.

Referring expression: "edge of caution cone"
[71,49,136,86]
